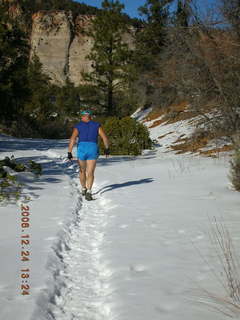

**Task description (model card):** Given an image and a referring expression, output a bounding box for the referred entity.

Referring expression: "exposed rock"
[30,10,95,86]
[30,10,134,86]
[1,2,134,86]
[68,15,94,85]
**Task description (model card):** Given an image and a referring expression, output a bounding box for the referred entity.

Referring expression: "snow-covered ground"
[0,113,240,320]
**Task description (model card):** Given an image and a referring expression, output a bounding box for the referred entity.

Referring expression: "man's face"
[81,114,91,121]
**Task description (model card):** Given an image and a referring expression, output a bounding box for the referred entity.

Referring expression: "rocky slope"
[132,103,234,157]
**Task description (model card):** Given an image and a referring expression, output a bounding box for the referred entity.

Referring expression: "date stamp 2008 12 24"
[20,204,30,295]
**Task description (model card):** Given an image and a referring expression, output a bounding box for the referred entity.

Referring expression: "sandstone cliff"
[30,10,134,86]
[1,1,134,86]
[30,11,94,86]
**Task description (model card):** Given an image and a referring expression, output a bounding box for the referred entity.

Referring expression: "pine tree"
[0,3,30,123]
[82,0,137,116]
[137,0,174,56]
[23,54,54,121]
[54,78,81,119]
[221,0,240,39]
[175,0,191,28]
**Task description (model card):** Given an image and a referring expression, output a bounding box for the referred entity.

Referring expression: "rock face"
[68,14,94,86]
[30,11,94,86]
[1,2,135,86]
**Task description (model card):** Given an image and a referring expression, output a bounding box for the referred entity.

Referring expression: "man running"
[67,110,110,201]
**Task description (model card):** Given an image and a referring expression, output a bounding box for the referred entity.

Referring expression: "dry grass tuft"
[195,217,240,318]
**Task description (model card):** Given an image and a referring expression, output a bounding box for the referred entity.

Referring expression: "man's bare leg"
[78,160,87,188]
[86,159,97,190]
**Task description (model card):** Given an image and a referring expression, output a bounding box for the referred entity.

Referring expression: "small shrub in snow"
[0,156,42,204]
[28,160,42,176]
[0,171,22,203]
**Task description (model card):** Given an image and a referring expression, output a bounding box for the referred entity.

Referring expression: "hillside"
[132,103,234,158]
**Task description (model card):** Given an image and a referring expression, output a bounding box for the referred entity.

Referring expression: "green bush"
[99,116,153,156]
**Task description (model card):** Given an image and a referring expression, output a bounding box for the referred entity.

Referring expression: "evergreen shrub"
[99,116,153,156]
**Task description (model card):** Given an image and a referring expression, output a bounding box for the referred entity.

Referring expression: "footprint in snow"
[44,236,58,241]
[178,229,186,234]
[119,224,128,229]
[129,264,148,273]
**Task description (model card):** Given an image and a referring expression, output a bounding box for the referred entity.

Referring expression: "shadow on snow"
[94,178,154,195]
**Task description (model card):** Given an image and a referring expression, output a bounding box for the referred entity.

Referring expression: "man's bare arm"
[68,128,79,153]
[98,126,109,149]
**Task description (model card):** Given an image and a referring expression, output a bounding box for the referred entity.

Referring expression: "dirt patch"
[199,144,234,157]
[164,101,197,124]
[149,118,167,128]
[143,101,234,157]
[144,99,220,128]
[171,133,233,156]
[165,110,197,124]
[173,135,188,143]
[144,101,196,127]
[171,136,209,154]
[144,101,188,120]
[158,131,174,139]
[143,109,166,122]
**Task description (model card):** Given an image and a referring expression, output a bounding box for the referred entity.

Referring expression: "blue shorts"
[77,142,100,160]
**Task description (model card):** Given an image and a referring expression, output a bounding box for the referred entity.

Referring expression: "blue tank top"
[74,120,101,143]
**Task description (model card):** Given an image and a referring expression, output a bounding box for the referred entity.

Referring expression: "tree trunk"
[107,84,113,115]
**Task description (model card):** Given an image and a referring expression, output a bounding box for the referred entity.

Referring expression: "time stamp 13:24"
[20,204,31,296]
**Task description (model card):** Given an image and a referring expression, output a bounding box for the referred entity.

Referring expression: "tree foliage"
[19,0,100,17]
[81,0,137,116]
[174,0,191,27]
[221,0,240,39]
[0,4,30,123]
[23,54,53,121]
[137,0,174,57]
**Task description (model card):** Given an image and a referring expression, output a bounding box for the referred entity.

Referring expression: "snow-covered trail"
[34,149,240,320]
[35,177,117,320]
[1,133,240,320]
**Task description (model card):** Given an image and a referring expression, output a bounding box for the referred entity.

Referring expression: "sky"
[76,0,146,18]
[75,0,219,19]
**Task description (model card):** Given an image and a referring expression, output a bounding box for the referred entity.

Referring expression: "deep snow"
[0,118,240,320]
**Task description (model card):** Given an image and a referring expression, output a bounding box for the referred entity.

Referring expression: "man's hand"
[67,152,73,160]
[104,148,110,158]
